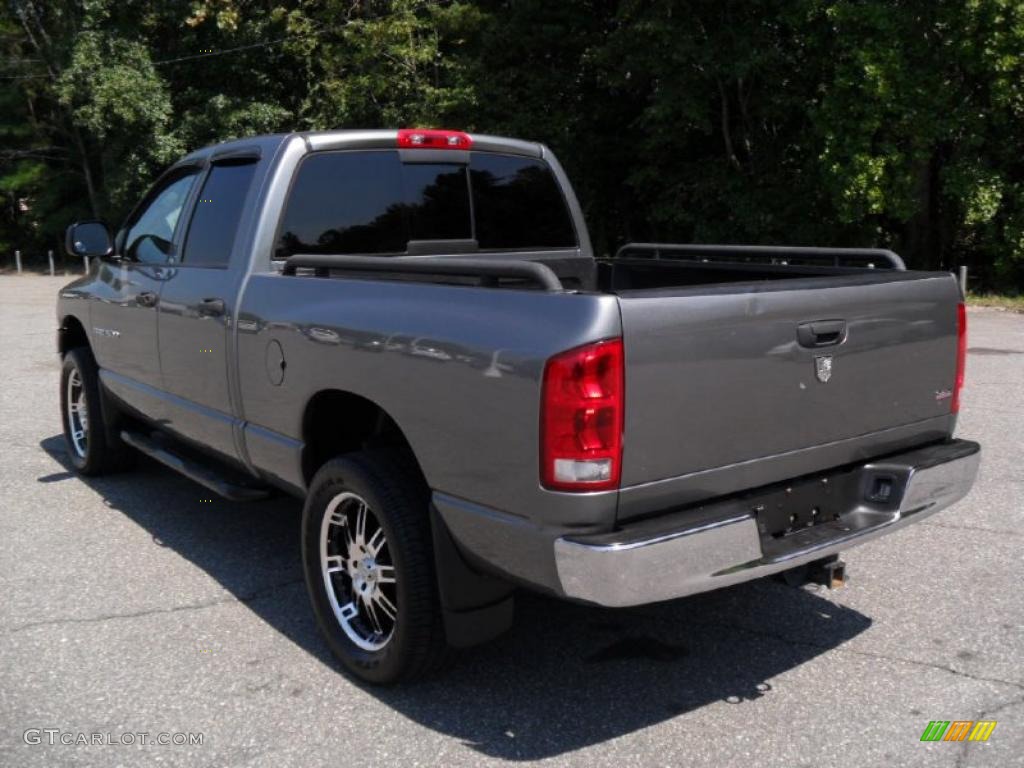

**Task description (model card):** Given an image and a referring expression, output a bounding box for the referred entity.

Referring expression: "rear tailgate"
[616,271,962,520]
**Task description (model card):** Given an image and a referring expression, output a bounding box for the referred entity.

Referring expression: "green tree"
[1,0,1023,289]
[815,0,1024,284]
[274,0,481,130]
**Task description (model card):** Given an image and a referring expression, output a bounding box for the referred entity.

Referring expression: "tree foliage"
[1,0,1022,288]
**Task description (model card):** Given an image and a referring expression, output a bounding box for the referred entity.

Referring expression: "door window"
[181,161,258,267]
[123,171,198,264]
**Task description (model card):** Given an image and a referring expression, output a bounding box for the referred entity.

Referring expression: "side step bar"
[120,430,270,502]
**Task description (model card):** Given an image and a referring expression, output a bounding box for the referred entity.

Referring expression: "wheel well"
[59,315,89,355]
[301,390,425,487]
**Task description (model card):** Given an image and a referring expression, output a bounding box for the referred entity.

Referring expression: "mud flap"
[430,506,515,648]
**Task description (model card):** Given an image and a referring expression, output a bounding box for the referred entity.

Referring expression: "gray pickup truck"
[57,128,980,683]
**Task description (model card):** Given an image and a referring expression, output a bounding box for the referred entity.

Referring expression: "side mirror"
[65,220,114,259]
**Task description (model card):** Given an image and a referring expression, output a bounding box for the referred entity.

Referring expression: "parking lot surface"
[1,274,1021,767]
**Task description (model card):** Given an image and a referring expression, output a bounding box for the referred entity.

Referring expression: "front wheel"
[60,347,132,475]
[301,452,448,684]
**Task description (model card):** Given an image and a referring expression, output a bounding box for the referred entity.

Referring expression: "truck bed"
[282,245,962,521]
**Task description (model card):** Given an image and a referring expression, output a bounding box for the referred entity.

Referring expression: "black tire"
[301,451,448,684]
[60,347,133,475]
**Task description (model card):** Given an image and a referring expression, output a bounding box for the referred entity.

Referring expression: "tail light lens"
[541,338,624,491]
[952,301,967,413]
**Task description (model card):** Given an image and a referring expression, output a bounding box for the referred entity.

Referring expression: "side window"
[470,154,577,250]
[181,161,257,267]
[123,172,198,264]
[275,151,406,259]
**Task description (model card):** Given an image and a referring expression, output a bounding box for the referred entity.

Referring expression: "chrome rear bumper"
[554,440,980,607]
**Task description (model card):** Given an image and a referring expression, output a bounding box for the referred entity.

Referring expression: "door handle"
[136,291,158,308]
[197,297,226,317]
[797,319,847,348]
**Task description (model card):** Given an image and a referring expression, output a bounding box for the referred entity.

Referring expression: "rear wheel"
[60,347,132,475]
[301,451,448,684]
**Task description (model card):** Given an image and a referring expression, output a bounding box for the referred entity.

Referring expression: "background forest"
[2,0,1023,290]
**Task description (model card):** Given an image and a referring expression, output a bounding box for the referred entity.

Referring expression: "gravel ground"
[1,274,1021,768]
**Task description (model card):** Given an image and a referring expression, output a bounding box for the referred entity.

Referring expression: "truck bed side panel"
[236,273,622,532]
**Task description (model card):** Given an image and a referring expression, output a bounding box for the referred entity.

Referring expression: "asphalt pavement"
[1,274,1021,768]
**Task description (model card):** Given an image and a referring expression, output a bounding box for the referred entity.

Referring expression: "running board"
[120,430,271,502]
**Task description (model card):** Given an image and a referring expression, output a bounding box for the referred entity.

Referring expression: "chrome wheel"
[319,491,397,651]
[65,367,88,458]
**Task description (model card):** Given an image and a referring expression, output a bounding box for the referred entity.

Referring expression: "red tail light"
[541,338,624,492]
[952,301,967,413]
[397,128,472,150]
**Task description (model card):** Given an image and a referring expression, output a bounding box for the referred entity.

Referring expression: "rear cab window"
[274,150,576,260]
[470,154,576,249]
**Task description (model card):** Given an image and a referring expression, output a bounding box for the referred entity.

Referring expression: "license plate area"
[753,466,863,540]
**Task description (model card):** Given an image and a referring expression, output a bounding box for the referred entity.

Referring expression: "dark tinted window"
[181,161,257,267]
[275,151,406,258]
[470,154,576,249]
[402,163,471,241]
[274,150,575,259]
